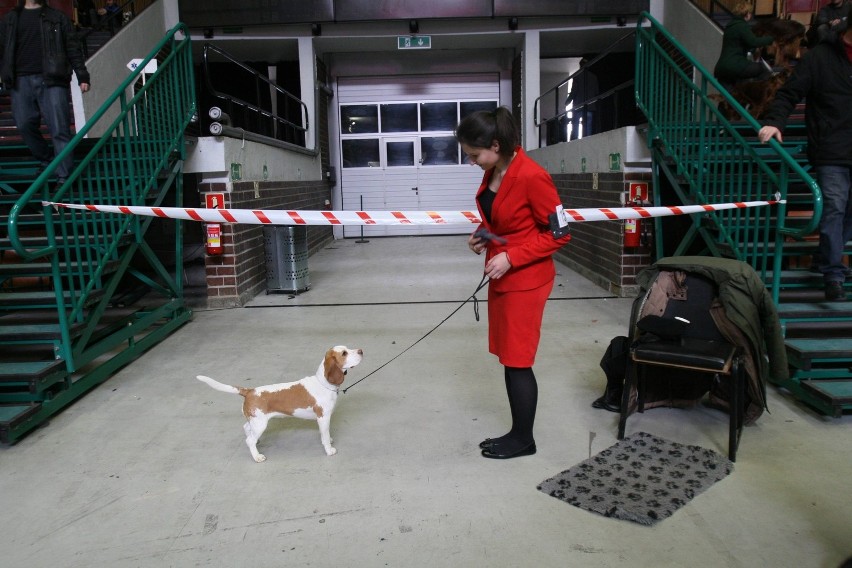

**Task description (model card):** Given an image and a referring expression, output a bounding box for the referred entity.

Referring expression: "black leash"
[342,274,490,393]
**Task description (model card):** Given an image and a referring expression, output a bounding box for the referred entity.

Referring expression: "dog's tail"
[196,375,242,395]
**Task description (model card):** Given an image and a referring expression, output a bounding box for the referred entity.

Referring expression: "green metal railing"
[6,23,196,372]
[635,12,820,302]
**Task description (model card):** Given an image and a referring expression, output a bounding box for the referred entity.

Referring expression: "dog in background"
[197,346,363,462]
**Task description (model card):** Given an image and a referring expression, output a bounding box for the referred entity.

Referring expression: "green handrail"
[635,11,821,301]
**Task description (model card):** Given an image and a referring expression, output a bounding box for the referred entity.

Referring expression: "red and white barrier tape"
[41,199,783,227]
[552,199,784,228]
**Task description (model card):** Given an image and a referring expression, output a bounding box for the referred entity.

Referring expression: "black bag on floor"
[593,335,630,412]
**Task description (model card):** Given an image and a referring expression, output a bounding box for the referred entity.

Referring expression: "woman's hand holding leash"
[485,252,511,279]
[469,232,487,254]
[470,228,510,278]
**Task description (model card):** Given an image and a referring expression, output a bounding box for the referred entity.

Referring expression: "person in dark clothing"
[0,0,91,186]
[74,0,96,28]
[758,25,852,301]
[714,1,774,90]
[814,0,850,44]
[95,0,122,31]
[565,57,599,140]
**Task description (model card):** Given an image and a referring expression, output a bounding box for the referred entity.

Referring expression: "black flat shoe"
[481,442,536,459]
[479,437,505,449]
[591,395,621,413]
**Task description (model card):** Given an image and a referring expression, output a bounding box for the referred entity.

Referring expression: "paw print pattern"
[538,432,733,525]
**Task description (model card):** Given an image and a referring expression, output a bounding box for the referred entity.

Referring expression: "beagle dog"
[197,346,363,462]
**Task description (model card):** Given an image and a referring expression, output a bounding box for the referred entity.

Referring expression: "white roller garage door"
[337,74,500,237]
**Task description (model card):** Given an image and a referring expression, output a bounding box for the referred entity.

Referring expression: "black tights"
[494,366,537,450]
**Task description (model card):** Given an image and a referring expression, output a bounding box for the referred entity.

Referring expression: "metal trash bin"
[264,226,310,293]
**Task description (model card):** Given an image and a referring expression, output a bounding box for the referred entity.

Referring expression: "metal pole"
[356,194,369,243]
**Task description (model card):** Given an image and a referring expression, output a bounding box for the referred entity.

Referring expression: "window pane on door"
[380,103,418,132]
[460,101,498,120]
[341,105,379,134]
[387,141,415,167]
[342,139,380,168]
[420,102,458,131]
[421,136,458,165]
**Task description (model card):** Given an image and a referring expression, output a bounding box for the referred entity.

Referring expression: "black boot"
[592,383,622,413]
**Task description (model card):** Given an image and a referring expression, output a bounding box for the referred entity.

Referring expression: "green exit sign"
[398,35,431,49]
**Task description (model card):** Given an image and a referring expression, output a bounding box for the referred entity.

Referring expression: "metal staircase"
[635,12,851,416]
[0,24,197,443]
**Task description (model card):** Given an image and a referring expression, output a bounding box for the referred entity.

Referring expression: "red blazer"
[475,147,571,293]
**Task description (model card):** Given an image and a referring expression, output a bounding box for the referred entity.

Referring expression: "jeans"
[10,74,73,181]
[816,165,852,283]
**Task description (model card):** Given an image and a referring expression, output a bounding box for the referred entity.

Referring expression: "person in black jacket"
[814,0,850,44]
[0,0,91,186]
[758,25,852,301]
[566,58,598,140]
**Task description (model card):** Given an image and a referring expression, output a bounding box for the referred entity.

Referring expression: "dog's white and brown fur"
[197,346,363,462]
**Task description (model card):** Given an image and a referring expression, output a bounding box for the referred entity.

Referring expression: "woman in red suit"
[456,107,571,459]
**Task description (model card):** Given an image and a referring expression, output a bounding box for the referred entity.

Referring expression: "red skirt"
[487,280,553,367]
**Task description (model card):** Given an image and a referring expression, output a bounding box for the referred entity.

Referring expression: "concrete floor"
[1,236,850,568]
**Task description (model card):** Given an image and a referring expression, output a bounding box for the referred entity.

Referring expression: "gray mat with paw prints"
[537,431,733,525]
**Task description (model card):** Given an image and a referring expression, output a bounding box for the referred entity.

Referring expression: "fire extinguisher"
[624,217,641,248]
[206,223,223,255]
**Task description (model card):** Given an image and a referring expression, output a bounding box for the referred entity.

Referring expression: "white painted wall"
[76,2,171,136]
[529,126,651,175]
[184,137,322,183]
[661,0,723,83]
[522,30,540,151]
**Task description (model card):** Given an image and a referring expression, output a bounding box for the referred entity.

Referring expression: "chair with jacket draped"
[616,270,746,461]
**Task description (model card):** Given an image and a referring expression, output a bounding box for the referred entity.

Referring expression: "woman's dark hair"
[455,106,518,158]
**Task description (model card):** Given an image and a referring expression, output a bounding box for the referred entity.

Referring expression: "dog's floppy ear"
[324,349,346,386]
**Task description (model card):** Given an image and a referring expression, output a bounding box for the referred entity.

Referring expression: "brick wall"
[552,171,654,297]
[199,180,334,308]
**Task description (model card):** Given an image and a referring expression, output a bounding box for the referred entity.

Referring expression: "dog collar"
[316,375,339,392]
